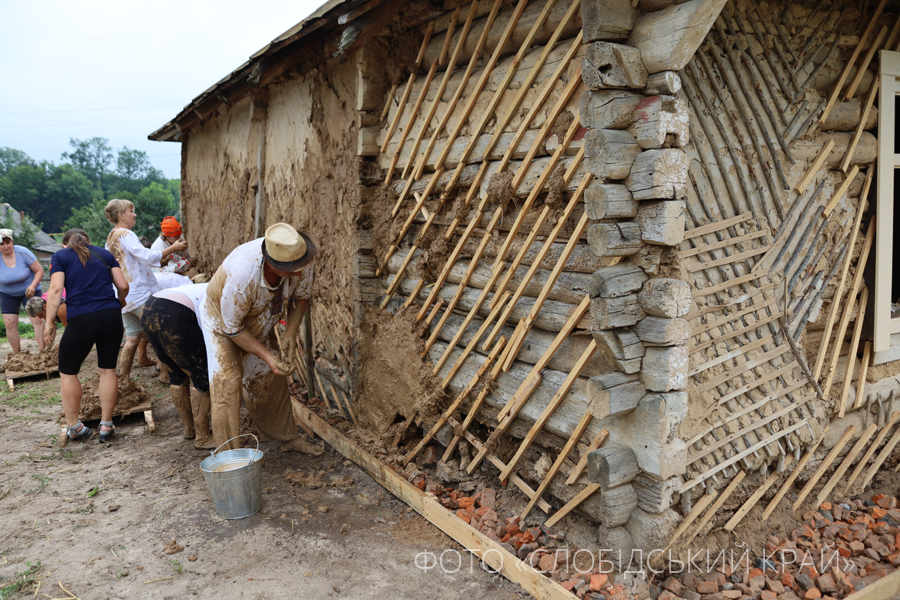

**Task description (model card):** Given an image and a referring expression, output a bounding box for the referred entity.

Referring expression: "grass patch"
[0,387,60,411]
[0,561,40,599]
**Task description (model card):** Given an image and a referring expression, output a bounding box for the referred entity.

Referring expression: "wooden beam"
[627,0,729,73]
[762,426,829,520]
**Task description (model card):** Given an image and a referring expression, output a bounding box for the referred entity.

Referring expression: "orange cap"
[161,216,182,236]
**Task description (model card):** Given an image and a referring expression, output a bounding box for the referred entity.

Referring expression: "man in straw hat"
[199,223,322,454]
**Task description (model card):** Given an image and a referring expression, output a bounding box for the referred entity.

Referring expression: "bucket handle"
[211,433,259,458]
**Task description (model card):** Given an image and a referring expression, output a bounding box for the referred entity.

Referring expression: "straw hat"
[262,223,316,272]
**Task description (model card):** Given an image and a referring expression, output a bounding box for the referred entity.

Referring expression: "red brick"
[782,572,795,589]
[456,510,471,524]
[804,588,821,599]
[697,581,719,594]
[877,496,898,510]
[657,591,678,600]
[590,573,608,592]
[538,553,556,572]
[562,580,576,591]
[661,577,682,596]
[457,497,475,509]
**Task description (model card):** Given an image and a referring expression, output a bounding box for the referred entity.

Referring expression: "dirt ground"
[0,337,525,599]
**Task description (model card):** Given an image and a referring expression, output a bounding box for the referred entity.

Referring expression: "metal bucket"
[200,434,264,519]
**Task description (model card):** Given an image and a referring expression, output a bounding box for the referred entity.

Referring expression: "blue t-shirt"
[0,245,39,297]
[49,247,121,319]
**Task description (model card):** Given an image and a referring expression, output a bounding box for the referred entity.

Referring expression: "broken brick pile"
[657,495,900,600]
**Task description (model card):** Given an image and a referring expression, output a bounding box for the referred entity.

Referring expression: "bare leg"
[118,336,139,379]
[3,313,20,353]
[192,389,214,449]
[29,316,45,352]
[98,368,118,424]
[170,384,195,439]
[60,373,83,427]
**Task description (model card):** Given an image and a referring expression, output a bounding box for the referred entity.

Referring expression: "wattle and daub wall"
[178,0,899,555]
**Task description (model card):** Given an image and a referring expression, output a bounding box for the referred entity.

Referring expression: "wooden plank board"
[544,482,600,528]
[6,366,60,390]
[290,399,575,600]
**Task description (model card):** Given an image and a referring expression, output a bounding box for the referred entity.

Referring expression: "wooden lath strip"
[792,425,857,509]
[688,391,814,465]
[795,139,834,194]
[863,417,900,488]
[384,58,440,186]
[843,411,900,494]
[565,430,607,485]
[843,24,889,101]
[500,341,598,480]
[437,289,510,383]
[841,77,880,173]
[814,423,878,507]
[699,344,790,392]
[683,212,753,239]
[404,335,507,465]
[377,173,444,276]
[724,454,794,532]
[838,286,869,418]
[682,421,805,493]
[823,164,859,216]
[380,21,434,155]
[681,471,746,548]
[689,334,773,377]
[679,229,767,258]
[685,245,768,273]
[690,310,783,355]
[519,408,600,519]
[544,482,600,528]
[762,425,829,520]
[692,296,778,337]
[699,376,807,430]
[692,272,759,298]
[653,492,718,564]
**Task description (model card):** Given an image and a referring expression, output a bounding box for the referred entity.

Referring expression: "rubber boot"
[118,340,138,380]
[192,390,214,449]
[170,384,195,439]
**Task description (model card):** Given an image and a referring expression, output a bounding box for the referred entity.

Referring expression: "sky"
[0,0,326,179]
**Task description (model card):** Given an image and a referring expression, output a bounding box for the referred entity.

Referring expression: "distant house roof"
[0,204,61,251]
[149,0,410,142]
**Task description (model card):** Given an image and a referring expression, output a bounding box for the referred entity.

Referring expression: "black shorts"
[58,308,124,374]
[0,288,41,314]
[141,296,209,393]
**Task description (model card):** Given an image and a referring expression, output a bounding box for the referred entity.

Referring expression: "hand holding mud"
[271,358,296,377]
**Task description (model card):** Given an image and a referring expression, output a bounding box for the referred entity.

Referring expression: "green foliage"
[0,212,37,251]
[0,316,33,341]
[0,561,41,599]
[0,147,35,178]
[87,485,100,498]
[63,183,177,243]
[62,197,111,245]
[171,559,183,575]
[61,137,113,185]
[0,162,95,233]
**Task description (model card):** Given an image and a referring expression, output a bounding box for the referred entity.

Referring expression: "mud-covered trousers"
[200,325,300,451]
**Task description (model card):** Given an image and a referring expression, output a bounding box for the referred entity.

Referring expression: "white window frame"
[874,50,900,360]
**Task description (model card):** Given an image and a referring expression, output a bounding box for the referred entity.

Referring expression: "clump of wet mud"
[549,110,575,141]
[414,226,451,282]
[369,185,402,267]
[6,347,59,373]
[356,306,447,439]
[486,171,514,207]
[64,374,152,421]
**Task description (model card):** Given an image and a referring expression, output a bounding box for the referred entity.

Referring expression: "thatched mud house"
[151,0,900,565]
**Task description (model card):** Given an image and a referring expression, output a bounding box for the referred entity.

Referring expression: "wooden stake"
[654,492,718,562]
[519,408,596,520]
[838,286,869,417]
[795,139,834,194]
[565,430,609,486]
[843,411,899,493]
[823,216,875,399]
[855,341,873,410]
[864,419,900,487]
[500,341,598,481]
[815,422,877,507]
[843,25,888,101]
[681,471,746,548]
[761,425,830,520]
[724,455,794,532]
[813,173,871,380]
[792,425,857,510]
[380,22,435,156]
[544,482,600,528]
[819,0,888,123]
[404,336,506,465]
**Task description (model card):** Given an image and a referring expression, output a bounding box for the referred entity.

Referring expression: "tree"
[61,137,113,185]
[0,148,35,178]
[63,197,113,245]
[63,183,178,245]
[0,163,94,232]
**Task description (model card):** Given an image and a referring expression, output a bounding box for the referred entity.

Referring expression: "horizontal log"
[791,131,877,168]
[819,98,878,132]
[587,372,645,419]
[389,274,590,332]
[590,263,648,299]
[597,483,639,527]
[587,222,644,256]
[592,328,644,373]
[580,89,642,129]
[584,128,641,179]
[460,238,604,273]
[628,94,689,149]
[387,248,590,305]
[627,0,726,73]
[584,182,638,219]
[625,148,689,200]
[632,316,690,345]
[590,294,645,329]
[587,445,640,490]
[421,0,582,68]
[582,41,648,89]
[434,311,609,377]
[582,0,637,43]
[636,199,685,246]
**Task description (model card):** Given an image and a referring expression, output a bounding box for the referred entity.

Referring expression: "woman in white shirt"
[104,199,187,379]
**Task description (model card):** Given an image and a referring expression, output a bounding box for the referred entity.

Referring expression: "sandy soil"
[0,342,524,599]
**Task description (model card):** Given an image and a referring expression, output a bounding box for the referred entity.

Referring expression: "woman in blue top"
[44,229,129,443]
[0,228,46,353]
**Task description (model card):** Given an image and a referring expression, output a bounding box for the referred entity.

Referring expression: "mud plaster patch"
[105,228,131,282]
[486,171,514,208]
[543,166,567,226]
[414,226,451,283]
[356,306,446,438]
[369,185,402,269]
[549,110,574,142]
[6,347,58,373]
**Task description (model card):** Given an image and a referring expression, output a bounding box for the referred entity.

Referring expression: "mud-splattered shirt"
[105,228,163,313]
[200,238,313,340]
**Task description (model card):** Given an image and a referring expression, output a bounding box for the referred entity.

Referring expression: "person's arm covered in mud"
[43,272,65,348]
[228,330,293,376]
